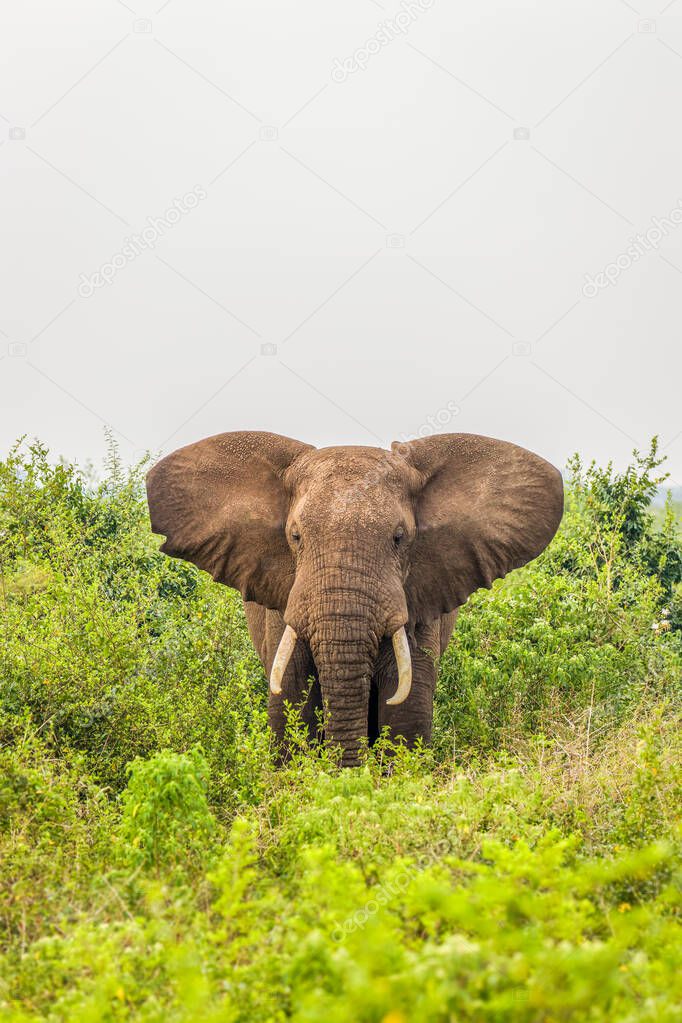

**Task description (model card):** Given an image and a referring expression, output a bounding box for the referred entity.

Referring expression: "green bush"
[118,747,215,874]
[0,439,270,812]
[0,711,116,948]
[0,436,680,1020]
[434,442,681,754]
[0,721,679,1021]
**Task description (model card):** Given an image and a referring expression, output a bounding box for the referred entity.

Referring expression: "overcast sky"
[1,0,681,485]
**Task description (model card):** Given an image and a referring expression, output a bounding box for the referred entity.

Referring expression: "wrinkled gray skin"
[146,432,563,765]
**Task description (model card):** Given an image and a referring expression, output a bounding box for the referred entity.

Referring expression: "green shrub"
[118,747,216,874]
[0,439,271,811]
[434,441,681,754]
[1,716,679,1021]
[0,711,115,948]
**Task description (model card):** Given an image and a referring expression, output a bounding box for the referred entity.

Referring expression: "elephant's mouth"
[269,623,412,706]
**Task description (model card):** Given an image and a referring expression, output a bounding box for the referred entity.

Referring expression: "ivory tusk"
[386,626,412,706]
[270,625,297,695]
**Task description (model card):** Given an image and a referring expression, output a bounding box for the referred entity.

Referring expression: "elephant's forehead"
[294,446,403,489]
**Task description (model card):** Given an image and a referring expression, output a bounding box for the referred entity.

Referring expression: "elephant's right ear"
[146,431,313,611]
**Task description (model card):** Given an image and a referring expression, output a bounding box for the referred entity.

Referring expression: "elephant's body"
[245,602,457,749]
[147,430,563,765]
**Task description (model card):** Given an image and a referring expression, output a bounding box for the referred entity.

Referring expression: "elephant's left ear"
[392,434,563,624]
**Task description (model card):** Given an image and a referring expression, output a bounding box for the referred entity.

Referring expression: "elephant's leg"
[263,610,321,751]
[374,621,441,748]
[439,610,459,655]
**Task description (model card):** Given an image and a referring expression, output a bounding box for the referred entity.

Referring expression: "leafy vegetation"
[0,438,680,1021]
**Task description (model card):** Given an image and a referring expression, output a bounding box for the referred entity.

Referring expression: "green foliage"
[0,711,116,948]
[0,717,679,1021]
[0,437,680,1020]
[118,747,215,873]
[0,439,271,812]
[434,440,682,753]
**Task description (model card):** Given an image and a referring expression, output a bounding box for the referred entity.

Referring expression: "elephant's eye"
[290,528,301,543]
[393,526,405,547]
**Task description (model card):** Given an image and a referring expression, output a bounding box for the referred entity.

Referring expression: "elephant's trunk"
[312,621,413,769]
[309,611,377,767]
[276,552,411,765]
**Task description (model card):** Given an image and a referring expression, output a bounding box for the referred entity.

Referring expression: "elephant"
[146,431,563,766]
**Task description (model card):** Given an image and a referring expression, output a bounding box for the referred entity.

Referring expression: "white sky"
[1,0,681,484]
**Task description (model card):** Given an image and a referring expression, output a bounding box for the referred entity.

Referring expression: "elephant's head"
[146,431,563,763]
